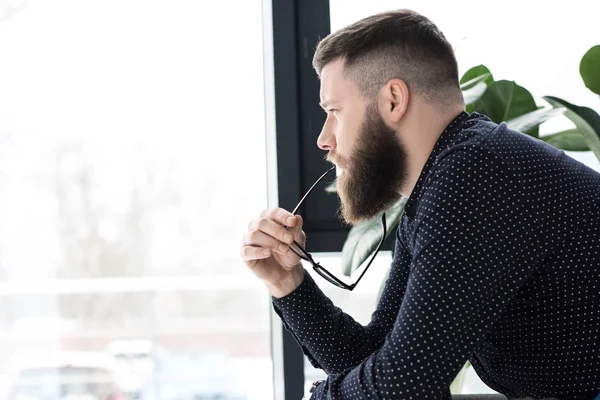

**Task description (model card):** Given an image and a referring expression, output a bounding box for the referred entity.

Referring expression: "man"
[240,9,600,400]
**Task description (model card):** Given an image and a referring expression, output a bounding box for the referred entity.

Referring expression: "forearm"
[308,297,460,400]
[272,269,387,374]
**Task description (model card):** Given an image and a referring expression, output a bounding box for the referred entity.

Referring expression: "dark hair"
[313,9,462,105]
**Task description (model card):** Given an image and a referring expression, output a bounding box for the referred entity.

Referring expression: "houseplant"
[337,44,600,280]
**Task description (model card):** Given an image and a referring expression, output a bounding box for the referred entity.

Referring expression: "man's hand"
[241,208,306,298]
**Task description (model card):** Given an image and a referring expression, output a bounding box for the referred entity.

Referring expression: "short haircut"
[312,9,463,105]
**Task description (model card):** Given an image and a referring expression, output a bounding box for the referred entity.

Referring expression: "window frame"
[265,0,334,398]
[265,0,396,398]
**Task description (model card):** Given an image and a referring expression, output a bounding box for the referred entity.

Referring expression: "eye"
[327,109,338,114]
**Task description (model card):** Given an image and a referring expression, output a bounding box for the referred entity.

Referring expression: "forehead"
[319,58,359,104]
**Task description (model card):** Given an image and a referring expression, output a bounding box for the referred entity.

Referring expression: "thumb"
[288,216,305,245]
[287,215,303,234]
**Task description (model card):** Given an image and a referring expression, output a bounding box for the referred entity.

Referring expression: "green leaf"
[460,73,493,91]
[506,107,565,134]
[542,96,600,160]
[580,45,600,95]
[460,66,494,109]
[462,81,487,106]
[541,129,589,151]
[341,197,407,277]
[460,65,494,87]
[472,80,539,137]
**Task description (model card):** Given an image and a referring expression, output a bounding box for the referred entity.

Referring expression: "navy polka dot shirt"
[272,111,600,400]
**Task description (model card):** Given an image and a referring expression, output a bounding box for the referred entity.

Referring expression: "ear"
[380,79,409,123]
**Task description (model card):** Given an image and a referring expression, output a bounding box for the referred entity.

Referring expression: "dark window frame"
[272,0,396,254]
[268,1,396,398]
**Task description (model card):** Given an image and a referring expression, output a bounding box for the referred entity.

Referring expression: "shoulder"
[414,143,536,236]
[425,144,517,197]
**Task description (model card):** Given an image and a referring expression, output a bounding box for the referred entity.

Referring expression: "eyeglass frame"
[284,166,387,291]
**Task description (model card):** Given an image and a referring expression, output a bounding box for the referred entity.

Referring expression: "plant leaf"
[460,65,494,87]
[341,197,407,277]
[580,45,600,95]
[472,80,539,137]
[542,96,600,160]
[460,66,494,110]
[460,73,493,91]
[462,81,487,106]
[506,107,565,133]
[541,129,589,151]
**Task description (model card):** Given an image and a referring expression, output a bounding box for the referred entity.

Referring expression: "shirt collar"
[403,110,473,220]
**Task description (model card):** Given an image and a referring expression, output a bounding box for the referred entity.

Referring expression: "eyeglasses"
[286,166,387,291]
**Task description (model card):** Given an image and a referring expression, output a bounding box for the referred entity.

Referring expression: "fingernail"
[284,233,293,243]
[286,216,296,226]
[263,249,271,256]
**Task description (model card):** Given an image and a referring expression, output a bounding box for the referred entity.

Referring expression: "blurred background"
[0,0,598,399]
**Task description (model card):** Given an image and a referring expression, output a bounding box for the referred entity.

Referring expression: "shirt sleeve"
[271,226,413,375]
[310,146,550,399]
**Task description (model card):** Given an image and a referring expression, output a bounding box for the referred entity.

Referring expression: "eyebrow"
[319,100,339,110]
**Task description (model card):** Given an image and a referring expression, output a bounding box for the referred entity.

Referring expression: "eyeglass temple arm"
[289,240,312,262]
[286,166,336,261]
[291,166,336,215]
[286,166,336,260]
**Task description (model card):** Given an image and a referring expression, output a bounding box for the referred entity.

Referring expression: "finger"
[258,209,303,235]
[262,207,297,228]
[288,230,307,256]
[240,245,272,264]
[243,228,292,255]
[296,228,306,245]
[248,217,295,247]
[286,215,303,236]
[281,215,304,247]
[255,209,304,246]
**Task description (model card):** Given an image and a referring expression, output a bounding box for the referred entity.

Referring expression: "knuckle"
[257,217,269,230]
[276,207,290,221]
[283,229,294,242]
[259,209,271,219]
[247,230,259,242]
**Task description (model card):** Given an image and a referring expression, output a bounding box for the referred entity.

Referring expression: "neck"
[398,99,465,197]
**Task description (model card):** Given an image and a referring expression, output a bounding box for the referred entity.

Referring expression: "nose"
[317,119,336,151]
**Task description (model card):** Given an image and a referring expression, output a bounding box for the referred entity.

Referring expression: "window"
[0,1,272,399]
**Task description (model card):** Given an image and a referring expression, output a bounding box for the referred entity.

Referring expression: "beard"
[331,103,409,226]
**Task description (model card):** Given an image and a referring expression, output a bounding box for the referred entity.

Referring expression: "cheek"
[337,114,361,156]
